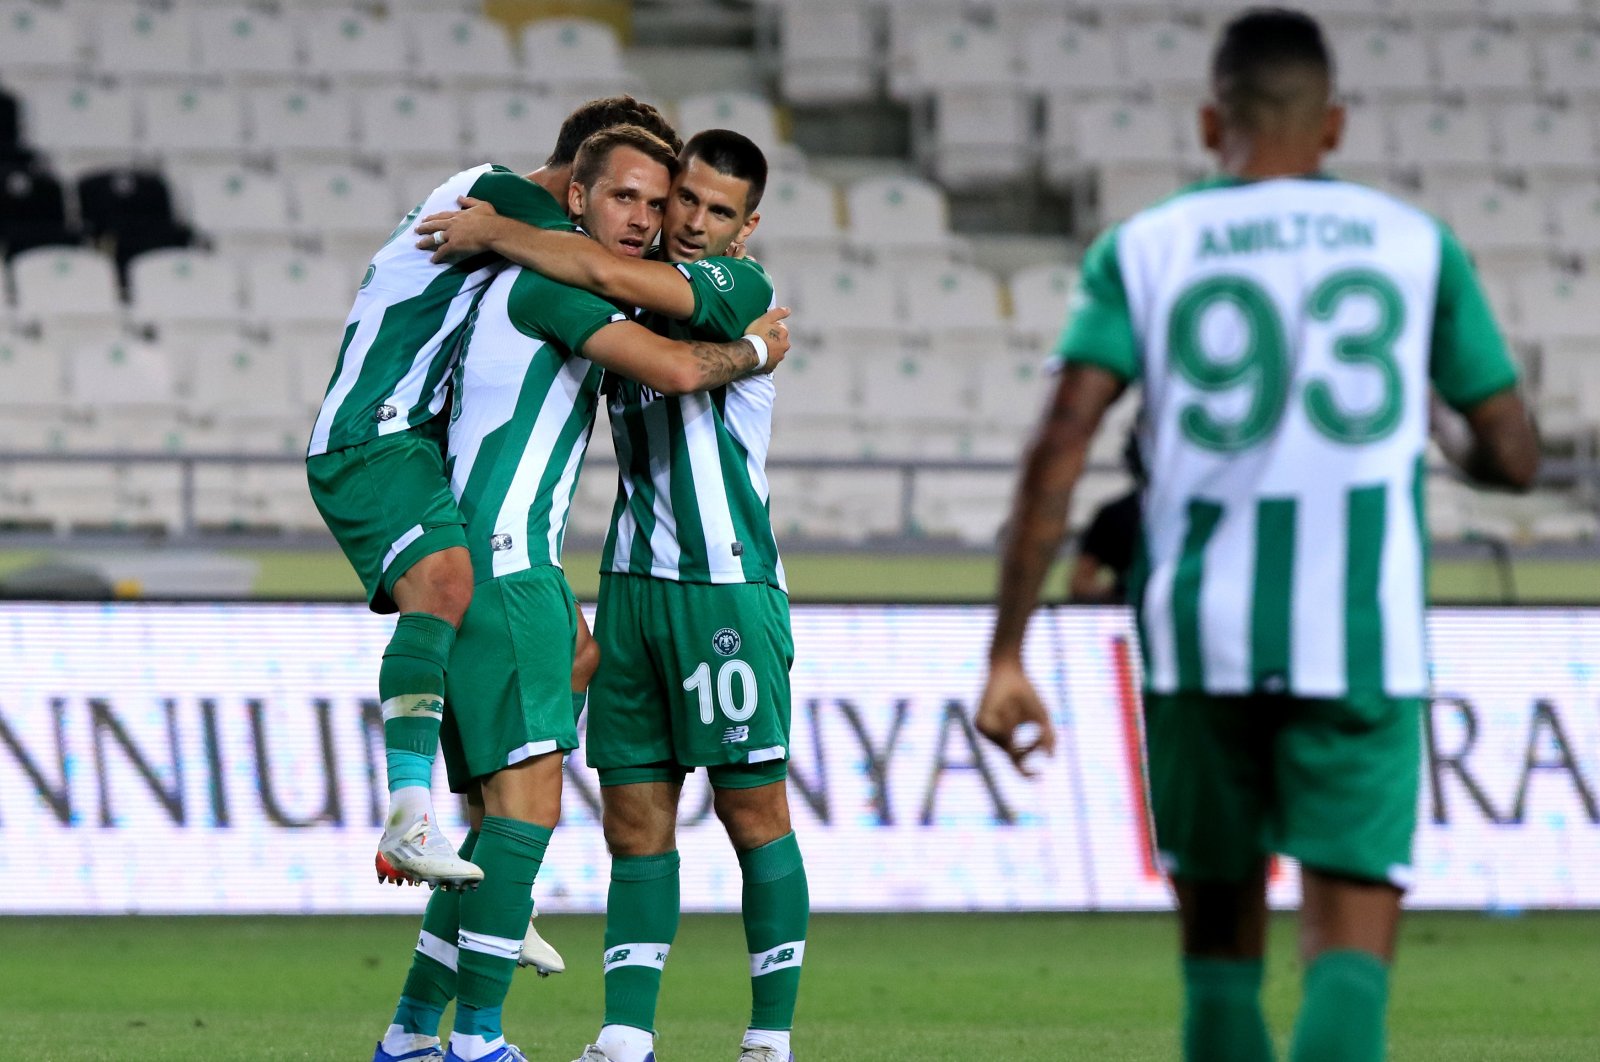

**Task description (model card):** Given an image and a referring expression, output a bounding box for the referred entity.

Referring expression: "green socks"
[381,613,455,794]
[1182,957,1275,1062]
[454,817,551,1047]
[740,832,809,1033]
[1289,950,1389,1062]
[392,829,479,1036]
[602,850,682,1034]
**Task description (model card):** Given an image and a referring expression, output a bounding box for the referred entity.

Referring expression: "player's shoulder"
[677,255,771,295]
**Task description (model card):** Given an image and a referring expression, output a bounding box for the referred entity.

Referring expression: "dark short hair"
[571,124,680,192]
[547,95,682,167]
[681,128,769,214]
[1211,7,1333,122]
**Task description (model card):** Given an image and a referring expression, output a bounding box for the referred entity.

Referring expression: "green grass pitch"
[7,911,1598,1060]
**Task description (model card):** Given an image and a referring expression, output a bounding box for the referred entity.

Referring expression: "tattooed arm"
[975,363,1125,775]
[580,306,790,395]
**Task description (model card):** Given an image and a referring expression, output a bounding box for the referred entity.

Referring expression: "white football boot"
[516,907,566,975]
[571,1046,632,1062]
[737,1045,792,1062]
[375,811,483,891]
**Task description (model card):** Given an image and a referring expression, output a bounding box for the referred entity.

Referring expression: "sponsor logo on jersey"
[697,259,735,292]
[723,725,749,744]
[374,404,398,422]
[713,627,741,656]
[490,533,513,551]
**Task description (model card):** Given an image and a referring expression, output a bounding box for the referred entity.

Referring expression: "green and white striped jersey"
[598,256,786,589]
[307,164,572,458]
[447,264,628,583]
[1059,175,1518,699]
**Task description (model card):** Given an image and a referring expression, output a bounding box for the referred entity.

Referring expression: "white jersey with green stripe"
[599,256,787,590]
[307,164,572,458]
[447,264,628,583]
[1058,175,1519,699]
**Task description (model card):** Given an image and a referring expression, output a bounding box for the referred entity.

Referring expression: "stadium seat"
[10,246,122,339]
[1057,100,1178,169]
[0,333,71,426]
[843,175,960,264]
[1008,263,1075,348]
[243,253,358,346]
[195,6,302,84]
[1017,22,1122,97]
[0,164,77,258]
[769,344,861,439]
[1329,27,1433,99]
[1493,102,1598,179]
[927,87,1034,188]
[1328,102,1393,179]
[1119,21,1211,99]
[790,468,907,542]
[77,169,194,273]
[184,338,301,431]
[140,85,249,165]
[18,82,139,174]
[777,0,878,103]
[898,264,1005,339]
[521,18,633,96]
[405,13,520,90]
[974,345,1051,424]
[675,92,782,150]
[910,470,1012,545]
[355,87,465,172]
[464,91,569,175]
[1435,27,1536,100]
[1442,181,1552,266]
[1551,184,1600,258]
[1537,28,1600,99]
[793,261,901,339]
[890,22,1019,100]
[857,346,979,430]
[290,164,406,257]
[1513,267,1600,344]
[745,173,846,270]
[67,337,180,419]
[180,167,294,253]
[128,248,245,334]
[302,10,410,86]
[247,87,357,165]
[0,1,83,82]
[1390,103,1496,180]
[88,4,197,83]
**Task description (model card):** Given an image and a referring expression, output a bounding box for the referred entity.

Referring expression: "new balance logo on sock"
[382,693,444,720]
[749,941,805,977]
[604,943,671,971]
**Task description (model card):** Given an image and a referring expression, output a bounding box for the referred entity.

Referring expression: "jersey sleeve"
[675,257,774,340]
[1429,223,1519,410]
[465,168,575,231]
[1055,227,1140,382]
[505,269,628,354]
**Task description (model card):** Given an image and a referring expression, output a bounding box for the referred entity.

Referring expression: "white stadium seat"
[128,249,245,331]
[928,87,1034,188]
[1551,185,1600,257]
[1443,181,1552,265]
[1536,29,1600,98]
[182,167,295,252]
[521,18,632,96]
[843,175,959,263]
[302,10,410,85]
[0,334,71,423]
[1329,102,1393,178]
[910,470,1012,545]
[195,7,302,84]
[891,23,1019,100]
[779,0,877,103]
[67,338,180,416]
[464,91,569,174]
[899,265,1005,333]
[0,1,83,80]
[747,173,846,266]
[1331,27,1433,99]
[10,247,122,337]
[1390,104,1495,178]
[794,262,901,334]
[1018,23,1122,97]
[184,340,300,429]
[19,82,139,172]
[1514,268,1600,343]
[1008,263,1076,347]
[676,92,782,149]
[244,253,359,337]
[1494,103,1598,177]
[1120,21,1211,98]
[1435,27,1536,99]
[406,13,520,90]
[140,85,249,164]
[247,87,357,164]
[89,4,197,82]
[290,165,405,255]
[355,88,465,172]
[1062,100,1178,168]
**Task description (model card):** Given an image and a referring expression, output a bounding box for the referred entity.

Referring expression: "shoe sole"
[375,852,482,892]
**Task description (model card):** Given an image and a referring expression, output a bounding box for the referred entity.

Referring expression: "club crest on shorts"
[490,533,513,551]
[712,627,741,656]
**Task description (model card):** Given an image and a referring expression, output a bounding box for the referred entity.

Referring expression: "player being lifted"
[975,9,1537,1062]
[374,125,790,1062]
[306,97,678,896]
[419,129,806,1062]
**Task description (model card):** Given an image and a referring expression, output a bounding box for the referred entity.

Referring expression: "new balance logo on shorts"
[490,533,513,551]
[723,725,749,744]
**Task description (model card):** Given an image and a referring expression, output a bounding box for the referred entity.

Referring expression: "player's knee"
[714,785,791,851]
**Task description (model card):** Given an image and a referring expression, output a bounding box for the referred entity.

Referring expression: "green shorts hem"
[597,758,788,790]
[380,523,468,604]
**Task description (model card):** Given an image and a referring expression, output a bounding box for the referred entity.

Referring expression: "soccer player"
[374,125,791,1062]
[974,9,1538,1062]
[305,95,679,892]
[417,129,806,1062]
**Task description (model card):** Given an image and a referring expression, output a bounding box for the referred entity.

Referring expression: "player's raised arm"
[418,197,700,320]
[580,306,789,395]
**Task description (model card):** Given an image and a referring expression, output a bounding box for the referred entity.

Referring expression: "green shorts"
[1143,691,1421,888]
[439,565,580,792]
[305,414,466,614]
[585,572,793,789]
